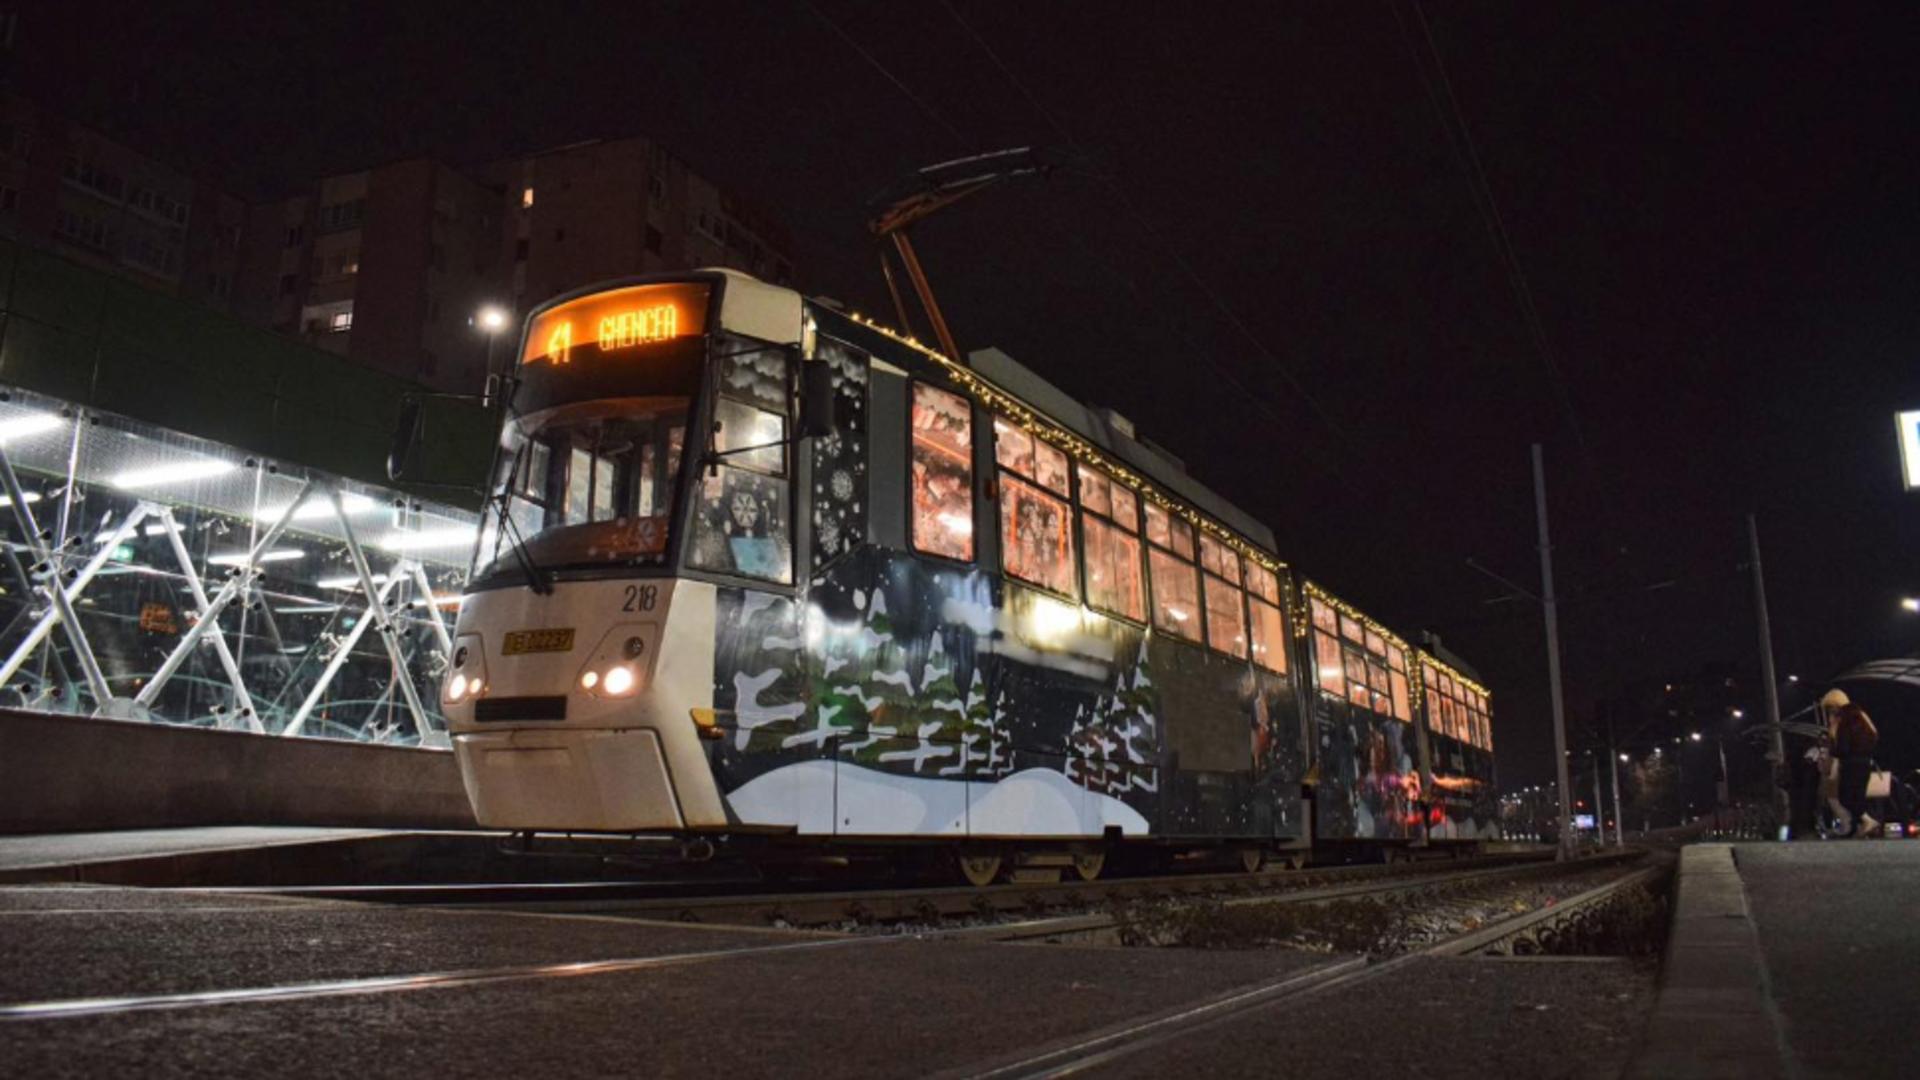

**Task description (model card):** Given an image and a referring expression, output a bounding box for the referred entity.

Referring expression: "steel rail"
[236,851,1559,928]
[955,855,1668,1080]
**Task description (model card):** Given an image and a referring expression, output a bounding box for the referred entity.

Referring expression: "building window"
[521,186,534,209]
[317,198,365,233]
[328,308,352,332]
[278,273,298,296]
[285,224,304,247]
[644,225,663,254]
[1077,463,1143,622]
[647,175,664,201]
[909,382,973,561]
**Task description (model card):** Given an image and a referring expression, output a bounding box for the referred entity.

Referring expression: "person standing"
[1825,689,1880,837]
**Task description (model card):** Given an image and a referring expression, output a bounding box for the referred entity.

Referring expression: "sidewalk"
[1632,839,1920,1077]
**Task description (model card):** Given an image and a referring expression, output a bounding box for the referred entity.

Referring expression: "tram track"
[950,853,1669,1079]
[227,849,1558,929]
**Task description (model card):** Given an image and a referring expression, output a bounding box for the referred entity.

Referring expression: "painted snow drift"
[709,546,1305,840]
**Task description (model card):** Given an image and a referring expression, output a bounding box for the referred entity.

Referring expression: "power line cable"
[802,0,975,153]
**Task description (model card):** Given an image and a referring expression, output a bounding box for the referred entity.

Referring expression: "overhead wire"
[932,0,1359,456]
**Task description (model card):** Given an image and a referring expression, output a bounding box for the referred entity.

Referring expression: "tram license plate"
[502,628,576,655]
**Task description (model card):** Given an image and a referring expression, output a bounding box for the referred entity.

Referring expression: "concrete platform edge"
[1624,843,1794,1079]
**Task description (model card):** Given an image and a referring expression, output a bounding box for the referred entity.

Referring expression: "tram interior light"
[111,459,237,489]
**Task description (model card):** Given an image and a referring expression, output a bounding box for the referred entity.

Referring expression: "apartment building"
[491,136,793,320]
[0,93,246,309]
[236,159,503,393]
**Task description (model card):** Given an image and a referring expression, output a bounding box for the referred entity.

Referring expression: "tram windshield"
[473,397,688,581]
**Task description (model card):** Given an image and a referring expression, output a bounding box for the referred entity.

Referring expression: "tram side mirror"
[387,396,425,481]
[800,360,835,439]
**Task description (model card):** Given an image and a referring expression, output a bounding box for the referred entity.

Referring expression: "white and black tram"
[432,270,1498,882]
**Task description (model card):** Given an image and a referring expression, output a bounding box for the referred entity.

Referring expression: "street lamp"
[1903,597,1920,613]
[1690,732,1703,742]
[475,305,512,401]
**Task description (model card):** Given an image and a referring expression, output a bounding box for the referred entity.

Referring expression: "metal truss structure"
[0,444,452,741]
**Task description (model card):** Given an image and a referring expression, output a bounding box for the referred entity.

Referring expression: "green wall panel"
[0,241,494,508]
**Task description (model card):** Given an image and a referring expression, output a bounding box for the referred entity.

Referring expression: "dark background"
[13,2,1920,789]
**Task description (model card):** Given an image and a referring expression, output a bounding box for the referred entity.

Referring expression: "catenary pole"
[1747,513,1789,837]
[1608,716,1626,846]
[1592,755,1607,848]
[1532,444,1576,861]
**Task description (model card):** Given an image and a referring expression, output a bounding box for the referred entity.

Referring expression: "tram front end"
[434,272,822,834]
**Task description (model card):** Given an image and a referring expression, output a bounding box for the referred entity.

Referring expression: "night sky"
[16,3,1920,787]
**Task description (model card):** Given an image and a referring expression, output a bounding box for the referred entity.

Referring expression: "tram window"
[911,383,974,561]
[1388,645,1407,673]
[1342,651,1369,706]
[1143,501,1169,547]
[1364,628,1387,658]
[713,396,786,475]
[1203,573,1247,659]
[1148,546,1199,639]
[691,346,796,584]
[1314,631,1345,696]
[1310,597,1338,634]
[1199,535,1241,586]
[993,416,1033,475]
[567,448,592,522]
[1083,513,1145,621]
[1389,669,1411,722]
[1110,483,1138,526]
[1249,597,1288,674]
[1032,441,1069,496]
[1246,563,1280,606]
[1339,613,1364,644]
[1000,473,1076,597]
[1076,463,1110,517]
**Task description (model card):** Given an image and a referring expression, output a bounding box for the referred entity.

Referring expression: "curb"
[1625,843,1793,1078]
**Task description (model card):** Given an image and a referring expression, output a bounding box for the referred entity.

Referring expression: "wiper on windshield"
[490,441,554,595]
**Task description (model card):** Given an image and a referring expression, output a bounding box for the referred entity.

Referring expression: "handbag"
[1868,770,1893,800]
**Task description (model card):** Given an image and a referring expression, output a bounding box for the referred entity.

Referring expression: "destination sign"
[520,282,711,367]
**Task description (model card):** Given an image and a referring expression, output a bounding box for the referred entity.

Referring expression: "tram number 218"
[622,585,658,613]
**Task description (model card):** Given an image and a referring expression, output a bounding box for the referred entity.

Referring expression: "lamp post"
[475,305,511,402]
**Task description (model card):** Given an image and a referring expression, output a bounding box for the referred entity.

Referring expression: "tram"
[429,270,1496,882]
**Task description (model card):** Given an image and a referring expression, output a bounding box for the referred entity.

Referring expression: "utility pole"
[1747,514,1789,837]
[1533,444,1576,861]
[1592,754,1607,848]
[1607,709,1626,846]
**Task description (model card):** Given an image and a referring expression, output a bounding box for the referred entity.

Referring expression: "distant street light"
[1690,732,1703,742]
[1904,597,1920,613]
[1731,708,1746,719]
[475,305,513,401]
[477,306,511,333]
[1619,752,1630,762]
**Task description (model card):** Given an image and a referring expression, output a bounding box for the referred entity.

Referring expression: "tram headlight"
[447,672,469,702]
[600,665,636,696]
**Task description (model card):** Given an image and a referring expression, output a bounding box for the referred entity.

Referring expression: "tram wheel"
[956,850,1004,887]
[1240,847,1266,874]
[1071,850,1106,882]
